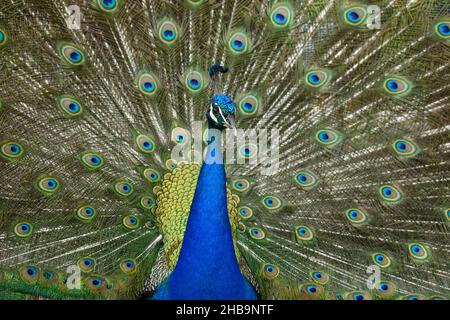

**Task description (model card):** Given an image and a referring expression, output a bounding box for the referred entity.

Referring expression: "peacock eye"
[135,134,155,153]
[344,208,369,226]
[435,20,450,39]
[261,195,282,210]
[343,7,367,26]
[20,266,40,283]
[80,151,104,170]
[113,179,134,197]
[120,258,137,274]
[392,138,419,158]
[76,205,97,222]
[122,214,140,229]
[137,71,159,96]
[184,69,208,94]
[383,76,412,96]
[261,263,279,279]
[372,252,392,268]
[300,283,324,298]
[98,0,121,12]
[140,195,155,209]
[171,127,190,144]
[295,170,319,190]
[305,69,332,88]
[238,94,260,116]
[295,225,314,242]
[249,227,265,240]
[238,206,253,219]
[315,128,343,148]
[310,271,329,285]
[36,176,61,195]
[347,291,371,300]
[1,141,24,160]
[78,257,96,272]
[158,20,179,45]
[58,43,86,66]
[14,222,33,238]
[408,243,429,261]
[378,184,403,204]
[227,30,251,55]
[57,96,83,117]
[269,3,294,29]
[143,168,160,183]
[0,28,7,46]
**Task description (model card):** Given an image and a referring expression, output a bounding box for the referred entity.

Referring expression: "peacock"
[0,0,449,300]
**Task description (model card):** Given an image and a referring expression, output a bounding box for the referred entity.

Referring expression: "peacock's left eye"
[269,3,294,29]
[392,138,419,158]
[249,227,265,240]
[113,179,134,197]
[238,206,253,219]
[295,170,319,190]
[305,68,332,88]
[261,195,282,210]
[123,214,140,229]
[80,151,104,170]
[158,20,179,45]
[383,76,412,96]
[120,258,137,274]
[408,243,429,261]
[59,43,86,66]
[14,222,33,238]
[343,7,367,26]
[76,205,97,222]
[378,184,403,203]
[261,263,279,279]
[295,225,314,242]
[1,141,24,160]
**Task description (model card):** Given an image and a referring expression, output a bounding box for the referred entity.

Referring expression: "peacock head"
[206,94,236,131]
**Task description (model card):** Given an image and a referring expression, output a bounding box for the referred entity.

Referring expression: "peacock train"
[0,0,449,300]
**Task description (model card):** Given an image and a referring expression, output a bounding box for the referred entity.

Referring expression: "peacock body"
[0,0,449,300]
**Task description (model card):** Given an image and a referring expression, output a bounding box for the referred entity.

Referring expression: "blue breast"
[152,138,257,299]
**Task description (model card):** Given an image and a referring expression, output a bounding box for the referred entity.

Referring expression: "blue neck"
[153,127,257,300]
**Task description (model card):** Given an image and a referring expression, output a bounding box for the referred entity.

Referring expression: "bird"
[0,0,449,300]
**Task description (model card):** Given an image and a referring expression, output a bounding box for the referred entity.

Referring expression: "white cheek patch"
[209,104,218,124]
[217,106,231,128]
